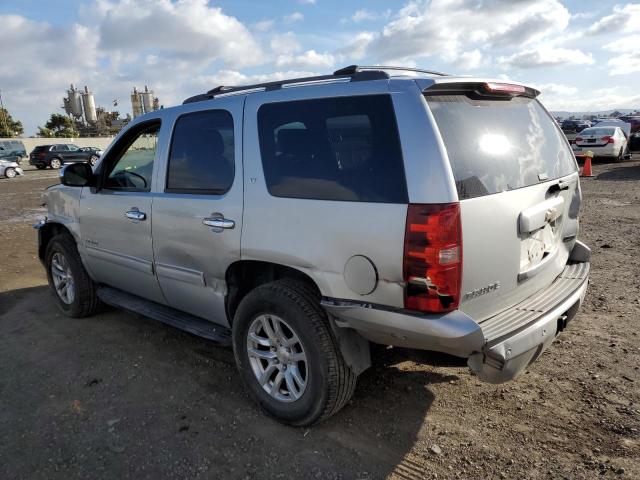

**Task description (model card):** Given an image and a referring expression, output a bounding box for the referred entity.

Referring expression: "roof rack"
[333,65,449,77]
[183,68,389,104]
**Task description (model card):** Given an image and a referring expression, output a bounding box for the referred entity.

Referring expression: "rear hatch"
[424,82,580,321]
[30,146,49,161]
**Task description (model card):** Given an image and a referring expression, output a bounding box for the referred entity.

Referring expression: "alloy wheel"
[51,252,75,304]
[246,314,308,402]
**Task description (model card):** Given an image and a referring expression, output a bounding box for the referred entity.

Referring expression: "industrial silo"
[140,86,154,114]
[82,86,97,124]
[67,84,83,119]
[131,87,143,118]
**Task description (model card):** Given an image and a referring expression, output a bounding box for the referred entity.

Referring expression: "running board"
[97,286,231,345]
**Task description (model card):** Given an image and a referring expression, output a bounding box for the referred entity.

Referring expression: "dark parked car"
[561,119,591,133]
[0,139,27,164]
[29,144,101,169]
[618,116,640,134]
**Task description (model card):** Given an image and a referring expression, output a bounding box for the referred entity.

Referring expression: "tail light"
[575,137,583,143]
[601,136,614,144]
[403,203,462,313]
[38,152,46,158]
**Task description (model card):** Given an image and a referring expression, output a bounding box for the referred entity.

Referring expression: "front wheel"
[4,167,16,178]
[49,158,62,169]
[232,279,357,426]
[45,233,100,317]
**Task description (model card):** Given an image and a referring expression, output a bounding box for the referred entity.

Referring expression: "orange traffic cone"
[580,152,594,177]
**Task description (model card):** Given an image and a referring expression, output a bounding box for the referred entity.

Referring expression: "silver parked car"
[0,158,24,178]
[36,66,590,425]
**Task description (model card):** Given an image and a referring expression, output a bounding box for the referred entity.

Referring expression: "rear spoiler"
[422,81,540,99]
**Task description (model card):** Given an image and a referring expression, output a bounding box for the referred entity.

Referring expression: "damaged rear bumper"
[322,243,590,384]
[468,260,589,383]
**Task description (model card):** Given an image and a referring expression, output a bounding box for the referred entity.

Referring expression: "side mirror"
[61,163,95,187]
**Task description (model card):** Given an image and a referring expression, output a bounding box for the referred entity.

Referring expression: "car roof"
[182,65,539,105]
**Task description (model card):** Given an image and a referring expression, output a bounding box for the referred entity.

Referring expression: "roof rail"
[333,65,449,77]
[183,69,390,104]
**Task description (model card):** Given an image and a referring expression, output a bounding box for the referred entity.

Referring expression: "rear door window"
[257,95,407,203]
[166,110,235,194]
[427,95,576,199]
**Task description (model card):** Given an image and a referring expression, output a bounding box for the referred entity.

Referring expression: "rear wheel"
[36,165,46,170]
[89,155,98,167]
[615,147,624,163]
[45,233,100,317]
[232,279,357,426]
[4,167,16,178]
[49,158,62,169]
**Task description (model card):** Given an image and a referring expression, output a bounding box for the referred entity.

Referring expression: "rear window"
[426,95,576,200]
[580,128,615,136]
[33,146,49,152]
[257,95,407,203]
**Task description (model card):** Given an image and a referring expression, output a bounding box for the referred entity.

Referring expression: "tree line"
[1,108,80,138]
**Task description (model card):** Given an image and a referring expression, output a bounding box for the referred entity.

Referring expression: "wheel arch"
[38,222,76,261]
[225,260,321,324]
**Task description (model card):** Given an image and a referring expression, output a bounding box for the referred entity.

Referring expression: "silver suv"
[36,66,590,426]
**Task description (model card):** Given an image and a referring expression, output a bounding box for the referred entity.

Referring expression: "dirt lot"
[1,160,639,479]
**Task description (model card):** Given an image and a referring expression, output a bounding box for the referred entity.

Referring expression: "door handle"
[125,209,146,221]
[202,216,235,229]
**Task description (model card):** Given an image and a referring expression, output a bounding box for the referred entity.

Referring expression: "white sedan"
[574,126,628,161]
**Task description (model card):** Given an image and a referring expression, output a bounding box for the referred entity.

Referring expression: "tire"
[89,155,98,167]
[49,158,62,169]
[4,167,16,179]
[615,147,624,163]
[45,233,100,318]
[232,279,357,426]
[36,165,46,170]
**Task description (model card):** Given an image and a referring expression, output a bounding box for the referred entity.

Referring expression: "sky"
[0,0,639,136]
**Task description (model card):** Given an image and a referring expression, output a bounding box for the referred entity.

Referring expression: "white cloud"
[608,52,640,75]
[270,32,302,55]
[283,12,304,24]
[336,32,375,60]
[352,9,378,23]
[453,50,483,70]
[543,88,640,113]
[0,14,100,134]
[276,49,335,69]
[367,0,571,67]
[587,3,640,35]
[253,19,274,32]
[535,83,578,96]
[93,0,263,68]
[499,46,594,68]
[298,0,316,4]
[603,35,640,52]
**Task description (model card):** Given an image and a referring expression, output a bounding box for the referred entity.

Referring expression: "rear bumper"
[574,144,617,156]
[322,243,590,384]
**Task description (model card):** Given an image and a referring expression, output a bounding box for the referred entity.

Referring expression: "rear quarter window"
[426,95,576,199]
[257,95,408,203]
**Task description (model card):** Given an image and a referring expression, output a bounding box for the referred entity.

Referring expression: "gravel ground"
[1,158,639,479]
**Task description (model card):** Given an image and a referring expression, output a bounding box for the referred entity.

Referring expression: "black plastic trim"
[182,70,390,104]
